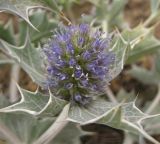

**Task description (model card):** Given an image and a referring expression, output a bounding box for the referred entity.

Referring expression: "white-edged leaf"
[107,25,152,80]
[38,90,68,117]
[0,86,48,115]
[97,102,160,144]
[107,32,129,82]
[121,25,160,63]
[0,112,55,143]
[144,113,160,135]
[19,10,58,45]
[68,98,117,124]
[0,94,56,144]
[0,85,67,117]
[0,0,45,29]
[0,31,45,86]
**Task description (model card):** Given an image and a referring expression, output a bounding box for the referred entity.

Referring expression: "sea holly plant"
[0,1,160,144]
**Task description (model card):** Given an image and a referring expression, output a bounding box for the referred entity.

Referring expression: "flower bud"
[43,24,115,106]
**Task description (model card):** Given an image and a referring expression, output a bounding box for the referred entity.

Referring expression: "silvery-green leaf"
[97,102,160,144]
[0,86,48,115]
[0,86,67,117]
[122,25,160,63]
[0,94,55,144]
[28,11,57,44]
[151,0,160,15]
[0,31,45,86]
[128,65,160,85]
[116,89,135,102]
[0,20,15,45]
[39,90,67,117]
[114,25,152,68]
[144,114,160,135]
[108,31,129,81]
[68,98,117,124]
[0,112,55,144]
[122,25,150,43]
[19,10,57,45]
[0,95,9,108]
[0,0,62,30]
[143,0,160,26]
[128,35,160,63]
[0,0,45,29]
[39,0,61,12]
[52,123,82,144]
[108,0,127,23]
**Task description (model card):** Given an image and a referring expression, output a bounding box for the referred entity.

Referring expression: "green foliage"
[68,98,117,123]
[128,51,160,85]
[0,32,45,86]
[52,123,82,144]
[19,11,58,45]
[0,21,15,44]
[98,102,160,144]
[0,85,67,117]
[0,0,42,29]
[0,113,55,144]
[128,65,160,85]
[0,0,160,144]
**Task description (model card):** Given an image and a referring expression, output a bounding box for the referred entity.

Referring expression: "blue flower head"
[43,24,115,106]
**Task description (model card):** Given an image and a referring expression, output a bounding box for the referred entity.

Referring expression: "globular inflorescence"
[43,24,115,106]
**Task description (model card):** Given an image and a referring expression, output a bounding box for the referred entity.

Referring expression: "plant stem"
[123,133,134,144]
[146,84,160,114]
[105,86,117,103]
[0,122,22,144]
[143,14,155,27]
[139,134,146,144]
[34,104,70,144]
[9,64,20,103]
[102,20,108,34]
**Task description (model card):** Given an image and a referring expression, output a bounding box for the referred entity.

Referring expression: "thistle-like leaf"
[97,102,160,144]
[68,97,160,144]
[0,0,45,29]
[144,112,160,135]
[39,90,68,117]
[121,25,160,63]
[0,31,45,86]
[0,112,55,144]
[19,10,58,45]
[108,31,129,81]
[0,0,63,30]
[68,98,117,124]
[0,85,67,117]
[0,94,55,144]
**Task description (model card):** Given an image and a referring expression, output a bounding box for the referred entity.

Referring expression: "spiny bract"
[43,24,115,106]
